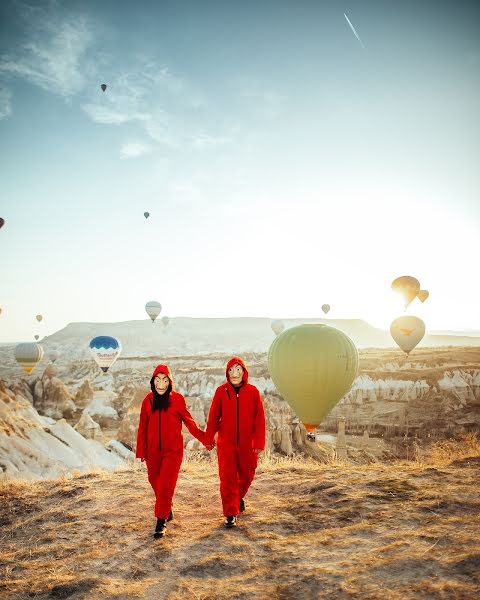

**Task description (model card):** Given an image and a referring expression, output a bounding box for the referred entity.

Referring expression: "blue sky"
[1,0,479,342]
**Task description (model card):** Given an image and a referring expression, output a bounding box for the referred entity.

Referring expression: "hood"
[226,356,249,385]
[150,364,174,388]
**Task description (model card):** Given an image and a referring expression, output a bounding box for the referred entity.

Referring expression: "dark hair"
[150,378,172,412]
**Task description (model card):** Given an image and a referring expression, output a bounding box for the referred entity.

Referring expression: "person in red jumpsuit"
[205,357,266,528]
[136,364,206,538]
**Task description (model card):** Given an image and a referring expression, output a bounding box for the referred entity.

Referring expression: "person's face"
[228,363,244,386]
[154,373,170,394]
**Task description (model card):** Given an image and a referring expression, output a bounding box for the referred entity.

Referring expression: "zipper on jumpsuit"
[158,409,162,451]
[225,387,240,447]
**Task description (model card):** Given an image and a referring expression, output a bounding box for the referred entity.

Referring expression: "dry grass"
[415,433,480,466]
[1,453,479,600]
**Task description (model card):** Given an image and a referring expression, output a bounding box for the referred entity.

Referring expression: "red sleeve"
[136,396,149,459]
[204,387,222,446]
[179,396,205,444]
[252,388,266,450]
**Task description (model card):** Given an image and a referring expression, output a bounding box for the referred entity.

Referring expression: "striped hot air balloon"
[89,336,122,373]
[14,342,44,374]
[145,301,162,322]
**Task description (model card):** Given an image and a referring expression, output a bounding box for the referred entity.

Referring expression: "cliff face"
[2,347,479,464]
[0,381,126,480]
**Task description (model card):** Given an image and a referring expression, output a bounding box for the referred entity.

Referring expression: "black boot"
[239,498,245,513]
[167,509,173,522]
[225,515,237,528]
[154,518,167,539]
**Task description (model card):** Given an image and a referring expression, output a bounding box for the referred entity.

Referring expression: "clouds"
[120,142,152,159]
[0,6,94,97]
[0,86,12,119]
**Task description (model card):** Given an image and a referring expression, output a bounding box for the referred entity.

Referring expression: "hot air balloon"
[36,314,43,322]
[48,350,59,363]
[0,308,2,316]
[268,324,358,432]
[0,217,4,229]
[101,84,107,92]
[417,290,429,303]
[161,316,170,327]
[144,212,150,219]
[89,336,121,373]
[322,304,330,315]
[34,335,39,341]
[271,319,285,336]
[145,301,162,322]
[390,316,425,355]
[14,342,44,374]
[391,276,420,309]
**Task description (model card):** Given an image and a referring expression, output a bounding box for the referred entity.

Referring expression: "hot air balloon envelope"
[36,314,43,322]
[322,304,330,315]
[14,342,44,374]
[145,301,162,322]
[0,218,4,229]
[271,319,285,336]
[89,336,121,372]
[390,316,425,355]
[161,316,170,327]
[417,290,429,303]
[391,276,420,309]
[101,84,107,92]
[268,324,358,431]
[144,212,150,219]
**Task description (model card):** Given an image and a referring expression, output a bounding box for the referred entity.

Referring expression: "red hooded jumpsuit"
[205,357,266,517]
[136,365,205,519]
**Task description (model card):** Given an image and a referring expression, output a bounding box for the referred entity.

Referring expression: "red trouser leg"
[238,448,258,500]
[147,453,183,519]
[217,445,240,517]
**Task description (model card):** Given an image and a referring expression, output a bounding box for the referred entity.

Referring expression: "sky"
[0,0,479,343]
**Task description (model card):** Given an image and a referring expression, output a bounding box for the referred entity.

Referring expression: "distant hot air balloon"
[36,314,43,322]
[271,319,285,336]
[322,304,330,315]
[391,276,420,309]
[0,308,2,316]
[417,290,429,303]
[101,84,107,92]
[161,316,170,327]
[0,218,4,229]
[145,301,162,322]
[14,342,44,374]
[144,212,150,219]
[89,336,121,373]
[48,350,59,363]
[268,324,358,432]
[390,316,425,355]
[34,335,39,341]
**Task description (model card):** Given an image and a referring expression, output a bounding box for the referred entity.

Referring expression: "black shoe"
[225,516,237,528]
[154,518,167,539]
[239,498,245,513]
[167,509,173,522]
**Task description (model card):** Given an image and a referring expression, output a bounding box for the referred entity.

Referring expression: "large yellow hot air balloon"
[390,316,425,355]
[417,290,429,303]
[14,342,44,374]
[268,324,358,432]
[391,276,420,309]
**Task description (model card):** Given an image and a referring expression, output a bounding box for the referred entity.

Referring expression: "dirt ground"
[1,456,479,600]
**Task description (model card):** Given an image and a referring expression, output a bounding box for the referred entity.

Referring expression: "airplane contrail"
[344,12,365,49]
